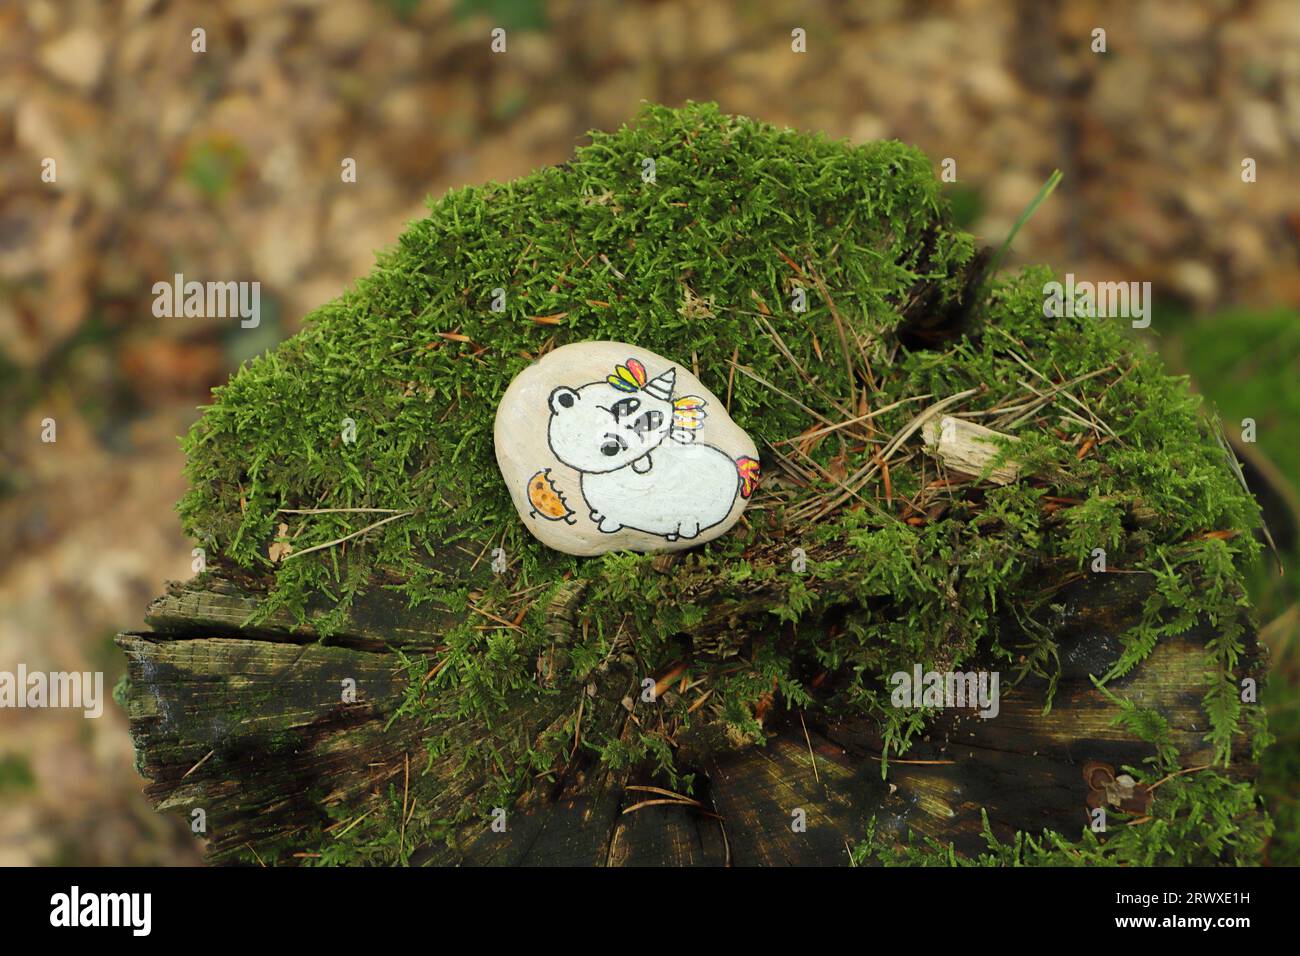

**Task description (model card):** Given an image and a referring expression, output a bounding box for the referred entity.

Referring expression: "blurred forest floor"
[1,0,1298,865]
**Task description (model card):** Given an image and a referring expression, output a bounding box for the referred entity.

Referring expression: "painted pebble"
[494,341,760,556]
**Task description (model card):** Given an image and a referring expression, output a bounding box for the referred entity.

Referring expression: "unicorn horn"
[643,367,675,401]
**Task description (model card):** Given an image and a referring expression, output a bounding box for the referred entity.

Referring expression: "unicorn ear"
[644,367,675,401]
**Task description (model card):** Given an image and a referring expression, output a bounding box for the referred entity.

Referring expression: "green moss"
[176,103,1269,864]
[854,770,1272,867]
[856,693,1272,867]
[1170,306,1300,865]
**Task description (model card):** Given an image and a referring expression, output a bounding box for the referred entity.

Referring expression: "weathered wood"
[116,562,1263,865]
[922,415,1020,484]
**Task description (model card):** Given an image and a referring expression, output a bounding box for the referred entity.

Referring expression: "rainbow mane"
[607,358,647,392]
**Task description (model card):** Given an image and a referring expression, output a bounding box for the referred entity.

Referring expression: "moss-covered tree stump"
[117,104,1273,865]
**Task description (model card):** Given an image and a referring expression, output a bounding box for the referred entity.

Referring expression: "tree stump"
[117,558,1265,864]
[116,104,1272,865]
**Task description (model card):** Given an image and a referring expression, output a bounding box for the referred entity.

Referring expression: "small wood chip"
[921,415,1021,485]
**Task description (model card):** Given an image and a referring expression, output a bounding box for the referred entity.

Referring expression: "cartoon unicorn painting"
[545,357,759,541]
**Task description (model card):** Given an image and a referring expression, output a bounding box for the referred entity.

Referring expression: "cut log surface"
[116,566,1263,865]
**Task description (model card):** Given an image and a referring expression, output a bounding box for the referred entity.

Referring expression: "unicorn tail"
[736,457,760,499]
